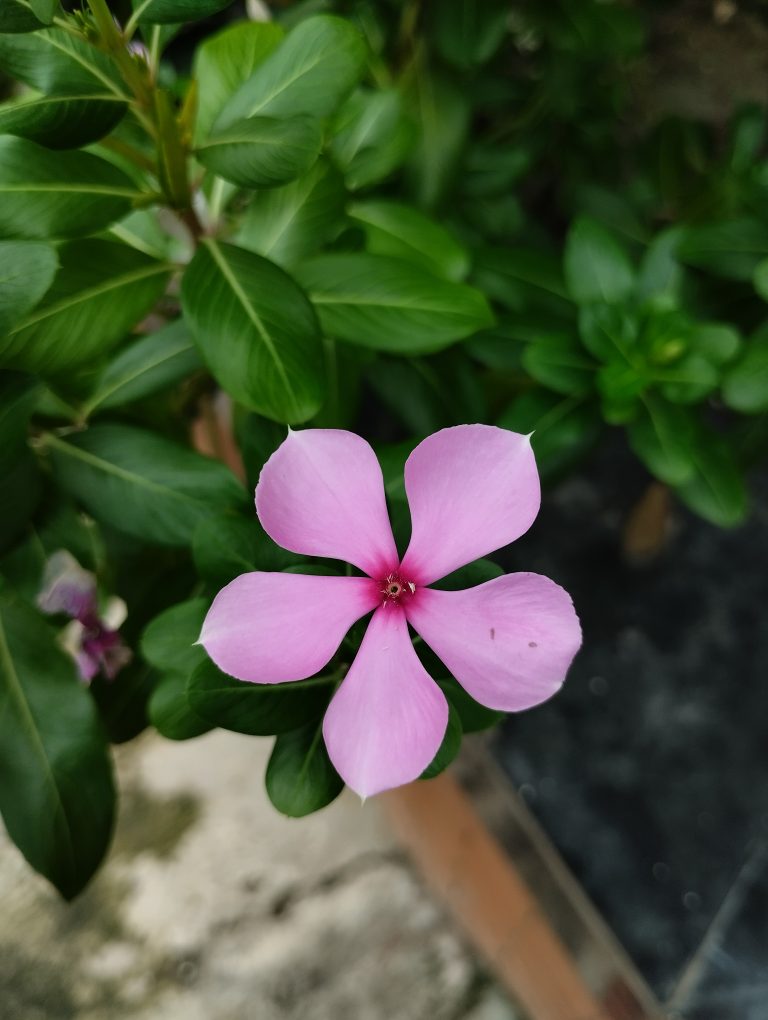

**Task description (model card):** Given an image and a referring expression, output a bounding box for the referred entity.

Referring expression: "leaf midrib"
[86,337,195,412]
[0,609,76,880]
[9,262,171,335]
[204,238,299,412]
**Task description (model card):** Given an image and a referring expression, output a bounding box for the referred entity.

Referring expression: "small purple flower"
[38,551,132,683]
[200,426,581,797]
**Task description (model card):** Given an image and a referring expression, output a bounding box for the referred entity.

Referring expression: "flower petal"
[399,425,540,585]
[256,428,399,578]
[323,605,449,797]
[200,572,379,684]
[406,573,581,711]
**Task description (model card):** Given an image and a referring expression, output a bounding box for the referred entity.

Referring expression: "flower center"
[379,571,416,604]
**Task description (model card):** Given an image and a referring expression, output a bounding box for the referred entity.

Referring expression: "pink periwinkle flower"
[200,426,581,797]
[38,550,132,683]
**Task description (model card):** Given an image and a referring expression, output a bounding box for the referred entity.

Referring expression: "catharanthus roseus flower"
[200,426,581,797]
[37,550,132,683]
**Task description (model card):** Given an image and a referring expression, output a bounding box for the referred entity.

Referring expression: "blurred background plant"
[1,0,766,898]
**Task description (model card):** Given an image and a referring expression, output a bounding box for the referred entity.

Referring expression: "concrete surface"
[0,730,519,1020]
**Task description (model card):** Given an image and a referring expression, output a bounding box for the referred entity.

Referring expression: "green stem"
[155,88,191,210]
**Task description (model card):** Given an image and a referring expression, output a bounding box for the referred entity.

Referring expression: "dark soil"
[492,436,768,1015]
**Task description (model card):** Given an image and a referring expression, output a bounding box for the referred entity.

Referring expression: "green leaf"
[0,240,57,336]
[193,513,296,588]
[45,423,246,547]
[132,0,235,25]
[187,658,333,736]
[181,239,324,424]
[196,114,322,189]
[0,29,125,97]
[0,1,47,33]
[0,371,40,472]
[674,435,748,527]
[0,137,139,240]
[194,20,284,142]
[471,246,571,316]
[140,598,208,676]
[405,69,470,209]
[521,332,595,396]
[578,304,637,363]
[266,720,343,816]
[296,254,494,355]
[430,0,509,69]
[83,319,201,415]
[687,323,741,365]
[0,590,115,899]
[434,558,504,592]
[233,410,286,492]
[676,219,768,281]
[214,15,366,129]
[0,448,42,553]
[236,159,345,269]
[437,677,504,734]
[148,672,212,740]
[0,240,171,374]
[420,703,461,780]
[330,89,412,191]
[0,94,127,149]
[627,399,697,486]
[29,0,57,22]
[564,217,636,305]
[656,354,719,405]
[498,390,601,482]
[348,200,469,282]
[722,329,768,413]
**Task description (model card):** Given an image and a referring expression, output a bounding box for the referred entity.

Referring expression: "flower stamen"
[380,572,416,604]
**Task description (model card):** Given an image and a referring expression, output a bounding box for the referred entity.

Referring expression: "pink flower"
[200,426,581,797]
[38,550,132,684]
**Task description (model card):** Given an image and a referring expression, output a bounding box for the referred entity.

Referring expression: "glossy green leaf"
[564,217,636,305]
[0,372,40,472]
[430,0,509,69]
[0,137,139,240]
[214,15,366,129]
[196,114,322,189]
[498,390,602,482]
[674,436,748,527]
[627,399,697,486]
[722,329,768,413]
[132,0,234,24]
[688,323,740,365]
[578,304,637,364]
[437,677,504,734]
[296,254,494,355]
[188,658,333,736]
[83,319,201,415]
[420,703,462,780]
[0,94,126,149]
[236,159,345,269]
[0,240,57,337]
[233,410,286,492]
[266,721,343,816]
[45,424,246,547]
[141,598,208,676]
[657,354,719,405]
[194,20,284,141]
[192,513,296,588]
[348,200,469,281]
[0,240,170,374]
[405,69,469,209]
[676,219,768,281]
[0,1,47,33]
[148,672,212,740]
[330,89,412,190]
[0,590,115,899]
[521,332,594,396]
[181,239,325,423]
[0,448,42,553]
[0,29,125,96]
[29,0,56,22]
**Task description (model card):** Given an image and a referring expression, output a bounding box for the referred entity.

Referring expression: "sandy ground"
[0,729,519,1020]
